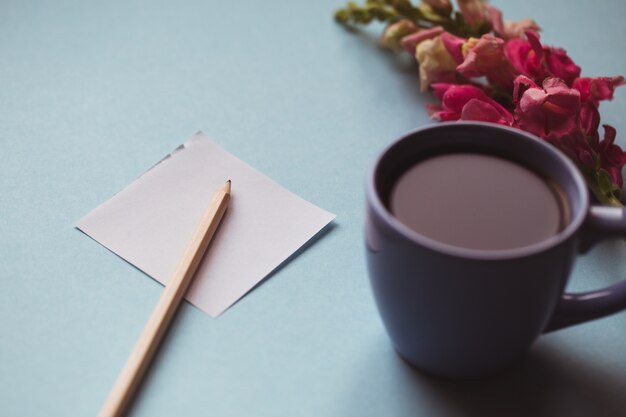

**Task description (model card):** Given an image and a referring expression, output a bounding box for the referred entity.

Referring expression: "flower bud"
[456,0,488,27]
[380,20,419,51]
[503,18,540,39]
[422,0,452,16]
[401,26,444,54]
[416,35,458,91]
[456,34,518,88]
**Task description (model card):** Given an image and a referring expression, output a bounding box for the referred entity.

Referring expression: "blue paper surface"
[1,0,626,416]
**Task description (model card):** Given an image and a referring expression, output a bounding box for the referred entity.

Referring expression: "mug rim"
[367,121,590,260]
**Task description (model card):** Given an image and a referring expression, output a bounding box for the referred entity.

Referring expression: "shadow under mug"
[365,122,626,379]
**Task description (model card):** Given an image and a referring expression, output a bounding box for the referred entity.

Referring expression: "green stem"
[586,178,624,206]
[335,0,488,38]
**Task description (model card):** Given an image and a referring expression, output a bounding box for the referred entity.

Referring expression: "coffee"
[390,153,569,250]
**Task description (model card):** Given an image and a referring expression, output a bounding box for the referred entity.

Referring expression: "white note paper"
[76,132,335,317]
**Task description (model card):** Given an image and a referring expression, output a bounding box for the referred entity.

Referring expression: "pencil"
[98,180,231,417]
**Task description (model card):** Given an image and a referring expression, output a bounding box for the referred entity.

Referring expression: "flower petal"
[579,101,600,139]
[544,47,581,85]
[401,26,444,54]
[456,34,518,88]
[460,98,513,125]
[440,32,466,64]
[574,76,626,102]
[503,18,541,40]
[416,35,457,91]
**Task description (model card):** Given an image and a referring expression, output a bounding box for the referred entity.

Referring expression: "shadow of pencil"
[121,220,338,414]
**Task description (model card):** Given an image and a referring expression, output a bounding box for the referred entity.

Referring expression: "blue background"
[2,0,626,416]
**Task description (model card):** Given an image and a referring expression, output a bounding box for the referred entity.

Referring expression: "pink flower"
[597,125,626,187]
[505,33,543,80]
[572,76,624,151]
[441,33,519,88]
[574,75,625,148]
[544,47,580,86]
[505,31,581,86]
[428,83,513,125]
[579,100,600,139]
[513,77,595,171]
[512,75,626,188]
[440,32,466,64]
[573,76,626,103]
[415,35,458,91]
[456,34,519,89]
[401,26,445,54]
[513,76,581,140]
[551,130,597,170]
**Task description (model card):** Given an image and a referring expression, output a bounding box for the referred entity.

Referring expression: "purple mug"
[365,122,626,379]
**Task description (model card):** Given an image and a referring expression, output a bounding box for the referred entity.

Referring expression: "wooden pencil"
[98,180,231,417]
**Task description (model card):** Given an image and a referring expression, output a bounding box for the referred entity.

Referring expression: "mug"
[365,122,626,379]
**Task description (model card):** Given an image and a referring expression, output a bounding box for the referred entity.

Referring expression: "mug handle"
[545,206,626,332]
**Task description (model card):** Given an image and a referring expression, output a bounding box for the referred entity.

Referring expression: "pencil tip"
[224,179,231,194]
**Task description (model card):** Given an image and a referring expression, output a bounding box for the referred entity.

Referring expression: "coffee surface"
[390,153,567,250]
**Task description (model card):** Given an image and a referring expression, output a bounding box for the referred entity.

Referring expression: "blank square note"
[76,132,335,317]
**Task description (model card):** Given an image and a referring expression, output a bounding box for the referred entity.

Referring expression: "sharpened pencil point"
[223,180,231,194]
